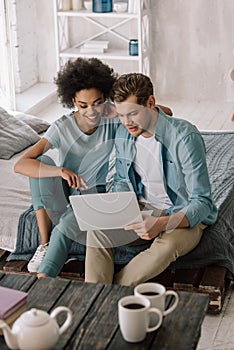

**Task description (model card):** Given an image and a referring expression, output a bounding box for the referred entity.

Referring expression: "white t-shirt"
[134,135,172,209]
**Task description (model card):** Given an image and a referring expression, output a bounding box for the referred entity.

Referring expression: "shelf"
[53,0,150,74]
[57,10,139,18]
[59,47,139,60]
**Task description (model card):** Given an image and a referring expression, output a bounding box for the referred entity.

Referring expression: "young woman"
[14,57,119,275]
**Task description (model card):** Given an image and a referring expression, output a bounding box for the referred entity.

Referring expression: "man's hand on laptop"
[60,167,88,190]
[124,215,162,240]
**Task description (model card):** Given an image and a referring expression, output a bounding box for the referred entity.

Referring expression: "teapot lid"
[20,309,50,327]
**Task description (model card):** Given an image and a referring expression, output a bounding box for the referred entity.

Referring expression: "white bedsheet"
[0,147,58,251]
[0,150,31,251]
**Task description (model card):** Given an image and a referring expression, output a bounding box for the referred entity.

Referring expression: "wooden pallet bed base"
[0,249,229,314]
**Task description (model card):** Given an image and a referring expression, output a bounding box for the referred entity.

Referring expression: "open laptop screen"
[69,191,143,231]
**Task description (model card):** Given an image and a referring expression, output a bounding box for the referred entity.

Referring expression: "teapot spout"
[0,320,19,350]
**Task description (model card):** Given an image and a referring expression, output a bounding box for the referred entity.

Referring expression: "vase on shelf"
[72,0,83,10]
[92,0,113,13]
[113,0,128,13]
[62,0,72,10]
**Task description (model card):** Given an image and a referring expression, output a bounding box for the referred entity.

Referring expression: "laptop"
[69,191,143,231]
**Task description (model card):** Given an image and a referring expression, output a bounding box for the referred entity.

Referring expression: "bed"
[0,107,50,251]
[1,107,234,279]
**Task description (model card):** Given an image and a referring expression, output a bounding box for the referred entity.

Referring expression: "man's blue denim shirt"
[113,108,218,228]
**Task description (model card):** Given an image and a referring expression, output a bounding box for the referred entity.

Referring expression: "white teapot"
[0,306,72,350]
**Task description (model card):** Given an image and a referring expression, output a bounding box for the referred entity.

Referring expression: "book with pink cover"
[0,286,28,319]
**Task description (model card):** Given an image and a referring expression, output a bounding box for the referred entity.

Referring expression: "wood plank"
[59,272,85,281]
[3,260,28,272]
[26,277,71,311]
[0,249,8,259]
[60,259,85,274]
[199,266,227,289]
[65,284,133,350]
[0,273,36,292]
[150,269,175,287]
[109,329,154,350]
[150,292,209,350]
[199,266,228,314]
[59,259,85,280]
[55,281,106,349]
[173,268,204,291]
[0,250,9,270]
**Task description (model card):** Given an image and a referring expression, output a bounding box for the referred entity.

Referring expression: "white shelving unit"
[53,0,150,75]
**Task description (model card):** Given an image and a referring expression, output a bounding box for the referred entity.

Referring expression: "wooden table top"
[0,272,209,350]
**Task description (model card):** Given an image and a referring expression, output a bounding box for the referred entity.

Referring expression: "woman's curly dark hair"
[55,57,118,108]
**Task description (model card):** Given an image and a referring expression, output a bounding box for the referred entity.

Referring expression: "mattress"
[0,147,58,252]
[0,151,32,251]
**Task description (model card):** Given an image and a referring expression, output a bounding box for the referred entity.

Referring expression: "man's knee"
[87,230,116,249]
[154,226,203,257]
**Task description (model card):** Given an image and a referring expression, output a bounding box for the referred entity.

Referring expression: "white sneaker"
[27,243,49,273]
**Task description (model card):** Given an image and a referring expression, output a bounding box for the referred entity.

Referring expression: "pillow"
[0,107,40,160]
[13,112,50,134]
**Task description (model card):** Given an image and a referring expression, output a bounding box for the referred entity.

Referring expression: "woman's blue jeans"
[30,155,85,277]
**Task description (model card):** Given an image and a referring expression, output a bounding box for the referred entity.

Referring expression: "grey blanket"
[8,131,234,277]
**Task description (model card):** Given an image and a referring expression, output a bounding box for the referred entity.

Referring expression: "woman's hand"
[61,167,88,190]
[124,214,162,240]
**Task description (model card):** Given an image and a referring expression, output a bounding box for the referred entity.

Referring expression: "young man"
[14,57,119,276]
[85,73,218,286]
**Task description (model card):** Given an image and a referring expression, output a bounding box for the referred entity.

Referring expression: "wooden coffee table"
[0,272,209,349]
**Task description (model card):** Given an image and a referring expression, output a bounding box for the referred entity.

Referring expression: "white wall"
[150,0,234,102]
[12,0,234,103]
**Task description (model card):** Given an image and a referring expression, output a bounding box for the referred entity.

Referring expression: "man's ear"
[147,95,156,109]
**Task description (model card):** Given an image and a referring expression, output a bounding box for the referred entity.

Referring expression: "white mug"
[118,295,163,343]
[134,283,179,316]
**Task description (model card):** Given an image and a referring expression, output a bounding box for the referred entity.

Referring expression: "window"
[0,0,15,110]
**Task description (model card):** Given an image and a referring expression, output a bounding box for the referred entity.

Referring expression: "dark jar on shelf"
[93,0,113,12]
[129,39,138,56]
